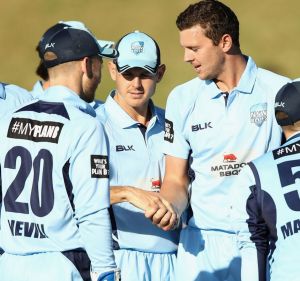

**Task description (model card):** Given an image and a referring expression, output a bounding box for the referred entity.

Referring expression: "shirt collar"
[41,85,96,117]
[31,80,44,98]
[206,56,257,99]
[286,132,300,144]
[104,90,160,129]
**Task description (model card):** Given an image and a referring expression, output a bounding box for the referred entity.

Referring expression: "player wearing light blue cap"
[0,24,120,281]
[0,83,33,255]
[232,81,300,281]
[145,1,291,281]
[96,31,179,281]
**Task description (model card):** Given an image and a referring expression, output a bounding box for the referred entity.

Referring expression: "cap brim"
[96,40,118,59]
[99,48,119,59]
[97,40,114,48]
[117,59,157,74]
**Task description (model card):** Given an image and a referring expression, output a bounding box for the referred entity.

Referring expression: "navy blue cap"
[275,81,300,126]
[38,22,69,59]
[42,27,118,68]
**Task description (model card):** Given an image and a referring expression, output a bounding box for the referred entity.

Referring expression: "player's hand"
[144,194,179,231]
[126,186,167,211]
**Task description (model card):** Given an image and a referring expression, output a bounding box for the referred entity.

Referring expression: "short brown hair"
[176,0,240,48]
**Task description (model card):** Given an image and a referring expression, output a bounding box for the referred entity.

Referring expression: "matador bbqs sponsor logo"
[250,103,267,127]
[211,153,246,177]
[151,179,161,192]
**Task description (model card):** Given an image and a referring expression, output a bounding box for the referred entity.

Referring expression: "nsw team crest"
[250,103,267,127]
[131,41,144,55]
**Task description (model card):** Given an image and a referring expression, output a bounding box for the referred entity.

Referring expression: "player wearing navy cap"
[145,1,290,281]
[232,80,300,281]
[0,24,120,281]
[31,20,114,110]
[96,31,179,281]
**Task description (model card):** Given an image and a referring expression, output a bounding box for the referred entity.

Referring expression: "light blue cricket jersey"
[96,91,179,253]
[163,56,290,232]
[234,133,300,281]
[0,83,33,118]
[0,86,116,272]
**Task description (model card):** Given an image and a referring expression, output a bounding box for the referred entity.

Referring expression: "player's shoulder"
[170,77,204,98]
[167,77,205,109]
[1,82,33,102]
[256,68,291,90]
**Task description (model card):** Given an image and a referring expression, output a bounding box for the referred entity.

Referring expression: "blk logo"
[191,122,212,132]
[116,145,135,152]
[45,43,55,49]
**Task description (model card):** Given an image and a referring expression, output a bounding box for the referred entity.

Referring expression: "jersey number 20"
[4,146,54,217]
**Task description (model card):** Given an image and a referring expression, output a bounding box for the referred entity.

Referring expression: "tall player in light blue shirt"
[233,81,300,281]
[0,25,120,281]
[145,1,290,281]
[96,31,179,281]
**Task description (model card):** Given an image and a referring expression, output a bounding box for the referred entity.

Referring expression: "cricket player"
[0,24,120,281]
[31,20,113,110]
[0,83,33,254]
[96,31,179,281]
[232,80,300,281]
[144,1,290,281]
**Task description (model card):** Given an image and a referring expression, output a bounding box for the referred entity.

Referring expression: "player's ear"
[108,61,117,81]
[81,57,93,79]
[156,64,166,83]
[219,34,232,53]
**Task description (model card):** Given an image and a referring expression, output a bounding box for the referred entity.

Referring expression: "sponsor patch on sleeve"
[7,117,63,143]
[91,155,109,178]
[164,119,174,143]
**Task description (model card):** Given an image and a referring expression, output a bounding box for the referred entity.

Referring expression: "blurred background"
[0,0,299,108]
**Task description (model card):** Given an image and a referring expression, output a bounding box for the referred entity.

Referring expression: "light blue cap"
[115,30,160,74]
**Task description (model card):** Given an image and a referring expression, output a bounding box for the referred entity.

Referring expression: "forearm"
[78,208,117,273]
[160,178,189,217]
[110,186,131,205]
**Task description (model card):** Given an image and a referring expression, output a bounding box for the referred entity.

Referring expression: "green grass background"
[0,0,299,108]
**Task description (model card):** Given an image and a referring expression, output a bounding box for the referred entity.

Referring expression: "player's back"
[0,86,100,255]
[250,133,300,281]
